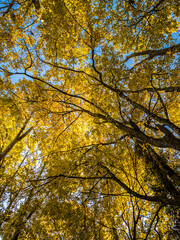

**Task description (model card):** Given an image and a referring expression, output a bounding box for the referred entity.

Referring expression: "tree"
[0,0,180,239]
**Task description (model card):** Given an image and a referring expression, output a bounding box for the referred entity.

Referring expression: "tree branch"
[123,44,180,63]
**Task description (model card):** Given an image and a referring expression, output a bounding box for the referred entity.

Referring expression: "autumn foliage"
[0,0,180,239]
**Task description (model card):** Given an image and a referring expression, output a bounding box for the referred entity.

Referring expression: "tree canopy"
[0,0,180,239]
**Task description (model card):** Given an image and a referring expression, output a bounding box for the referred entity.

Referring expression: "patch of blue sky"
[0,0,19,14]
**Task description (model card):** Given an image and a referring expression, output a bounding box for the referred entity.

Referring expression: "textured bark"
[147,146,180,185]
